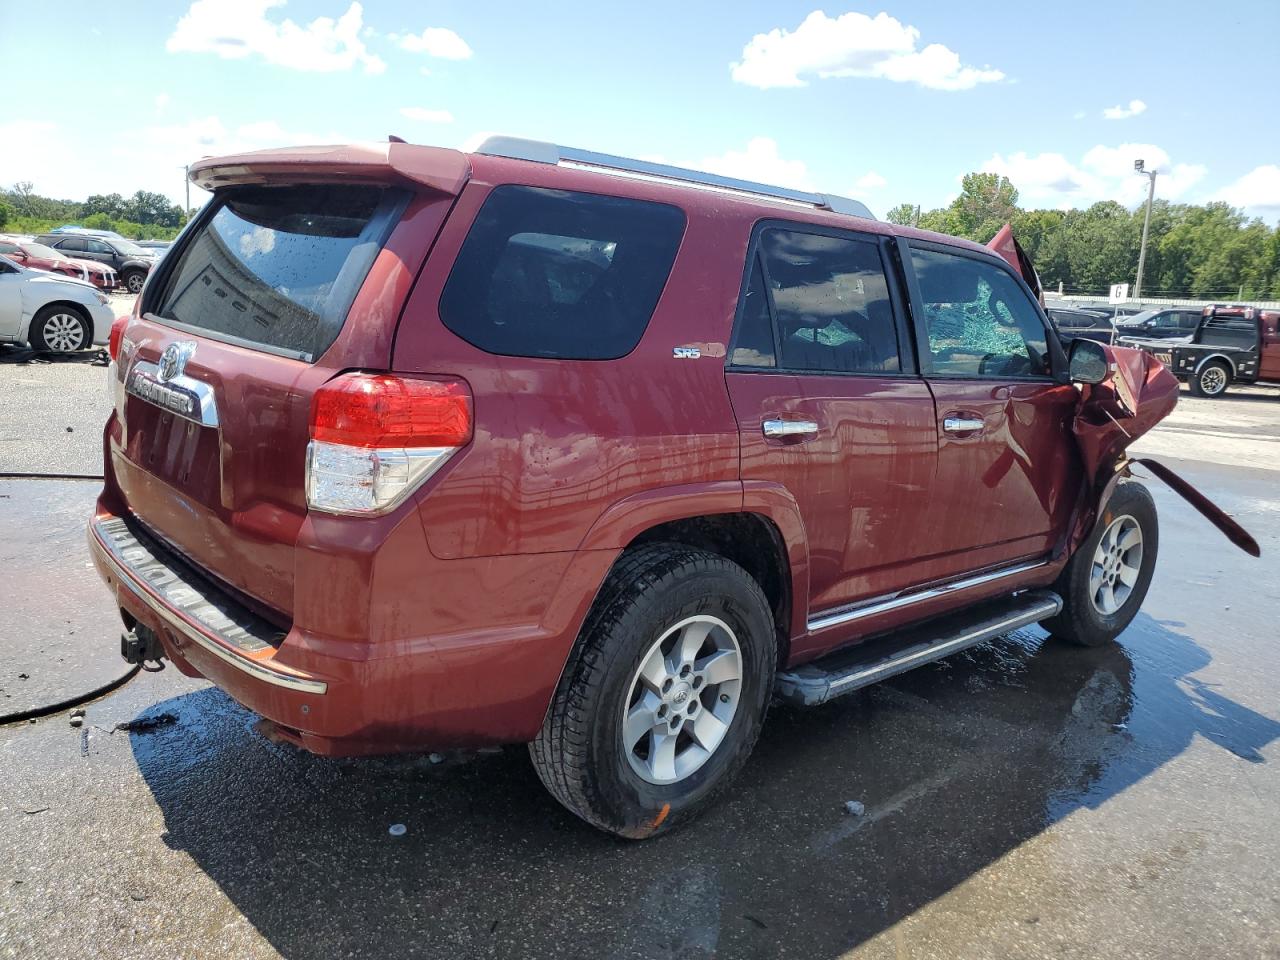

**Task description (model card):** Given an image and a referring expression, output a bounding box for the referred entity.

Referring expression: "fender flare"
[1192,352,1237,378]
[576,479,811,642]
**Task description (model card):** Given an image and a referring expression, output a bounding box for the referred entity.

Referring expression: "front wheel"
[1189,360,1231,397]
[123,269,146,295]
[29,304,90,352]
[1042,479,1158,647]
[530,543,776,838]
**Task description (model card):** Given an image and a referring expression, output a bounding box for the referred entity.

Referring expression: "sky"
[1,0,1278,222]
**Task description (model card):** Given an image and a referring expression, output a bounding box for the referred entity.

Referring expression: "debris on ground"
[843,800,866,816]
[113,712,178,734]
[389,823,407,837]
[22,807,49,816]
[69,710,84,729]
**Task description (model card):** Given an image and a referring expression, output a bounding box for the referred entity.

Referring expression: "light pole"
[180,164,190,220]
[1133,158,1158,300]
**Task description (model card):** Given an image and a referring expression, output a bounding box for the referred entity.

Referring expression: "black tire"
[1041,480,1158,647]
[123,269,146,295]
[1188,360,1231,397]
[530,543,776,839]
[28,304,91,352]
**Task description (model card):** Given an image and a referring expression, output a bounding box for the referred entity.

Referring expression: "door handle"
[762,419,819,439]
[943,416,985,434]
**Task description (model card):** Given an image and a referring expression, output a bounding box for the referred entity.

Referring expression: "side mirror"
[1069,338,1109,385]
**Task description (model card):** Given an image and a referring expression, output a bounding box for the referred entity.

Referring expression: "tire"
[123,270,146,295]
[1041,480,1158,647]
[28,304,90,352]
[1188,360,1231,397]
[530,542,777,839]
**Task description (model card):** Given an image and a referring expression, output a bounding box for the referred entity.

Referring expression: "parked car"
[88,139,1257,838]
[0,237,119,291]
[36,232,156,293]
[1046,307,1115,344]
[1120,305,1280,396]
[49,225,125,239]
[0,254,114,351]
[1114,307,1204,340]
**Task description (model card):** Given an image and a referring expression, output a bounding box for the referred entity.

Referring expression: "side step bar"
[775,590,1062,707]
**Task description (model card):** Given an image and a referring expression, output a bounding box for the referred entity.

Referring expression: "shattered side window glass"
[911,247,1050,379]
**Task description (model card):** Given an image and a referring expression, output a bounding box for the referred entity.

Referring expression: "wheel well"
[628,513,792,666]
[1196,354,1235,377]
[36,300,90,319]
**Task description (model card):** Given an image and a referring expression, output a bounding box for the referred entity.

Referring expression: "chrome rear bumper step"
[775,590,1063,707]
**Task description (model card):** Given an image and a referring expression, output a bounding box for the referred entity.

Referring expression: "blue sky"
[2,1,1278,221]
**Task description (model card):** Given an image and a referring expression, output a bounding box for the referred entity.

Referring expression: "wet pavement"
[1,366,1278,959]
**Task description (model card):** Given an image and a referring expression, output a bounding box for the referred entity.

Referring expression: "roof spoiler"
[189,142,471,195]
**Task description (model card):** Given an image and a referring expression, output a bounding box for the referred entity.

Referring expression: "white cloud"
[1212,165,1280,217]
[698,137,816,191]
[395,27,472,59]
[167,0,386,74]
[855,171,887,190]
[399,107,455,124]
[1103,98,1147,120]
[731,11,1003,91]
[981,142,1207,209]
[154,93,171,112]
[1072,110,1086,120]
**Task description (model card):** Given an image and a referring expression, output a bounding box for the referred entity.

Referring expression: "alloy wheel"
[1200,366,1227,395]
[621,615,743,785]
[41,313,86,351]
[1089,514,1144,616]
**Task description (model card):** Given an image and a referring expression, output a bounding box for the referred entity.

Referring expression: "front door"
[724,225,938,622]
[902,241,1080,567]
[0,262,24,339]
[1259,312,1280,381]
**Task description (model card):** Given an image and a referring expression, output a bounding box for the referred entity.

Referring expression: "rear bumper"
[88,500,619,756]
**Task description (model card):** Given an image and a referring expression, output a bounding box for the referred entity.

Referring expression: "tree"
[0,199,11,231]
[946,172,1020,242]
[11,181,36,215]
[884,203,919,226]
[125,190,181,226]
[83,193,129,220]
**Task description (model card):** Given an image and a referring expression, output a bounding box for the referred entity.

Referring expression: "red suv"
[89,138,1251,838]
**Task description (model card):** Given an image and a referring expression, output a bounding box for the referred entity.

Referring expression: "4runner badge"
[673,346,701,359]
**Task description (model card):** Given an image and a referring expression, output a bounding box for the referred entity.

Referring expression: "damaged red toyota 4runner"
[89,138,1259,838]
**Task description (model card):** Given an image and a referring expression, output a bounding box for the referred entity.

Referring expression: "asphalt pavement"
[1,358,1278,959]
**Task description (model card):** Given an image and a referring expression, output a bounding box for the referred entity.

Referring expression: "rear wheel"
[1189,360,1230,397]
[1042,480,1158,647]
[530,543,776,838]
[123,269,146,294]
[29,304,90,352]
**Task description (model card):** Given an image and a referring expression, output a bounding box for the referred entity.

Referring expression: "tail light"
[108,316,129,361]
[305,373,472,516]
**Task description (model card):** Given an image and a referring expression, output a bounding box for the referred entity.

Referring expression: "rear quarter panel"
[392,167,757,559]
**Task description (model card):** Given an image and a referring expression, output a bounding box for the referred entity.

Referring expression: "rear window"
[439,185,686,360]
[149,185,407,361]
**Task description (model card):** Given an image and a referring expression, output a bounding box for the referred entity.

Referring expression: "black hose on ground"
[0,664,142,726]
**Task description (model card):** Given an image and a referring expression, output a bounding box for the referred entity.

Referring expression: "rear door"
[901,241,1079,567]
[111,182,450,615]
[724,223,938,618]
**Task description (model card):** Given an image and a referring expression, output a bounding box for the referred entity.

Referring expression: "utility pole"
[181,164,190,220]
[1133,158,1158,300]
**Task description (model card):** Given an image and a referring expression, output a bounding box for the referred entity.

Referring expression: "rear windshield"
[149,185,406,361]
[439,185,686,360]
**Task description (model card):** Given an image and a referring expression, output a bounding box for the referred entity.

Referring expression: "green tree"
[125,190,181,226]
[884,203,919,226]
[946,172,1020,242]
[0,199,11,231]
[82,193,129,220]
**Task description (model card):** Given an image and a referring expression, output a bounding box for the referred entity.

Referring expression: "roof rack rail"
[474,136,875,221]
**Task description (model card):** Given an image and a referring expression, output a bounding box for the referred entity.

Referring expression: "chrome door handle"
[762,419,819,439]
[943,416,985,434]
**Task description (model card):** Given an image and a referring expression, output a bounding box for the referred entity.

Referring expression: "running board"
[775,590,1063,707]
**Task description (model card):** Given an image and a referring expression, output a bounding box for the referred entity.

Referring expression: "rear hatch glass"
[116,183,412,617]
[151,184,407,361]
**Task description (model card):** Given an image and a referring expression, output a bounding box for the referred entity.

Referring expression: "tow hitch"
[121,624,165,666]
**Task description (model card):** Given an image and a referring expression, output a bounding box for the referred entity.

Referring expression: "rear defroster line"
[0,472,105,480]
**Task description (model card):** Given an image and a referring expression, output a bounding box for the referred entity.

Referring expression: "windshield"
[1118,310,1158,324]
[23,243,65,260]
[111,239,148,255]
